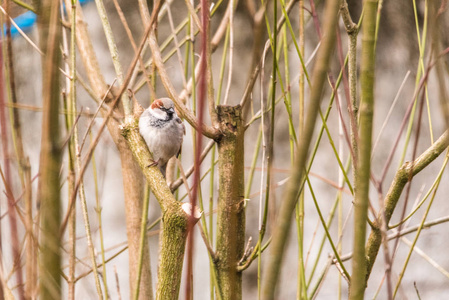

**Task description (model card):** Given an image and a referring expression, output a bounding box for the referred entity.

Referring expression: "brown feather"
[150,98,164,110]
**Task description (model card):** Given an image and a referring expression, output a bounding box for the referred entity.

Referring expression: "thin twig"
[148,30,219,139]
[378,49,449,184]
[79,80,117,152]
[222,0,234,105]
[60,1,163,235]
[0,5,70,79]
[183,0,203,31]
[114,265,122,300]
[110,0,156,100]
[166,0,188,89]
[372,71,411,154]
[198,225,217,261]
[261,0,341,297]
[170,140,215,191]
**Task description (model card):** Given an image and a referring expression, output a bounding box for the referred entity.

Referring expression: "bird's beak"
[168,107,175,114]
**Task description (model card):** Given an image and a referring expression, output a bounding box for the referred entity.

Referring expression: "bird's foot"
[147,159,159,168]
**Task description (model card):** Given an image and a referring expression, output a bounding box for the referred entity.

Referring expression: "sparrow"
[139,98,185,177]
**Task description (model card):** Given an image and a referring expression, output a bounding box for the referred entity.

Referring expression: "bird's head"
[149,98,176,120]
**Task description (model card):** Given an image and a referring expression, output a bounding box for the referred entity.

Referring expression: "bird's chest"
[145,122,182,159]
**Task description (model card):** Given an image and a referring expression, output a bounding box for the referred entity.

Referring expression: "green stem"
[392,151,449,298]
[349,1,378,299]
[209,145,216,300]
[297,1,307,298]
[258,1,278,298]
[133,185,151,300]
[244,129,262,199]
[68,2,104,297]
[306,158,352,291]
[261,0,341,298]
[93,0,133,118]
[306,175,350,280]
[91,137,109,298]
[37,0,63,297]
[399,0,428,167]
[279,0,311,87]
[12,0,35,12]
[64,4,77,298]
[340,0,359,170]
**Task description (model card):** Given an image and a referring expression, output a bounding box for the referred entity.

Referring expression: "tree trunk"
[215,105,245,300]
[120,150,153,299]
[64,3,154,298]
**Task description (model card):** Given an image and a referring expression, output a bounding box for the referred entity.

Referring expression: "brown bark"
[63,2,154,298]
[215,105,245,300]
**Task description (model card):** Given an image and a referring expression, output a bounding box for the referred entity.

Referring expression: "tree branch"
[349,0,378,299]
[147,31,220,139]
[120,119,201,300]
[365,129,449,281]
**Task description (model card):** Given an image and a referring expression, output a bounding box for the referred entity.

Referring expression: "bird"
[139,98,185,177]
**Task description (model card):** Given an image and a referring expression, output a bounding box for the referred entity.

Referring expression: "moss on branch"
[121,119,201,300]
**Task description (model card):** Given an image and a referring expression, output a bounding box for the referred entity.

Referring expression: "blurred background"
[1,0,449,299]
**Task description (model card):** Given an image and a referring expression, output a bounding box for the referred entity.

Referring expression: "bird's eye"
[162,107,174,114]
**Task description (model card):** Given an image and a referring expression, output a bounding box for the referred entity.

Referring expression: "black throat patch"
[149,113,173,128]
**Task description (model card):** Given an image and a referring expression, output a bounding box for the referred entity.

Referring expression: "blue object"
[5,10,36,37]
[4,0,92,38]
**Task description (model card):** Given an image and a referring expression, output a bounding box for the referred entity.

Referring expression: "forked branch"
[365,129,449,280]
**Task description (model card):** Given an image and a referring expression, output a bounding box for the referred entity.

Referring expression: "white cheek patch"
[152,109,167,120]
